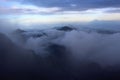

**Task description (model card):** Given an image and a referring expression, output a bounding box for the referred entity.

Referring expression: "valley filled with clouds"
[1,20,120,79]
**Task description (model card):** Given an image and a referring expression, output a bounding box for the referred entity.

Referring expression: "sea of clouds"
[1,20,120,79]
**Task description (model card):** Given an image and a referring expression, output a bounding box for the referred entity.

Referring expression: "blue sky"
[0,0,120,23]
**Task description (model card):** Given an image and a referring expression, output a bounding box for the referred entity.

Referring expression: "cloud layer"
[1,0,120,15]
[21,0,120,10]
[1,21,120,79]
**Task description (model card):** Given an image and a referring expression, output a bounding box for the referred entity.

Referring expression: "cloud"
[0,5,61,14]
[105,8,120,13]
[1,0,120,15]
[20,0,120,11]
[1,20,120,79]
[4,22,120,68]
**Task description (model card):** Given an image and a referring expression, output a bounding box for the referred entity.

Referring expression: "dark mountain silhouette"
[56,26,76,31]
[0,33,37,79]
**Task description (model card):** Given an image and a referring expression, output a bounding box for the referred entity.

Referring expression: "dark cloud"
[21,0,120,10]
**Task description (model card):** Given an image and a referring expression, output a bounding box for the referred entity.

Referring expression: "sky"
[0,0,120,24]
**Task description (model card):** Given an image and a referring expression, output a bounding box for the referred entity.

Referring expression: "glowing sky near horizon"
[0,0,120,24]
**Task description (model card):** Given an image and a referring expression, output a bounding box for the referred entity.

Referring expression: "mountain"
[0,33,37,76]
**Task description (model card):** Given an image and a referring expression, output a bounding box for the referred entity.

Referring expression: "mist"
[1,20,120,79]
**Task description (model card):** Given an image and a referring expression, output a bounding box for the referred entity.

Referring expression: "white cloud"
[0,2,61,14]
